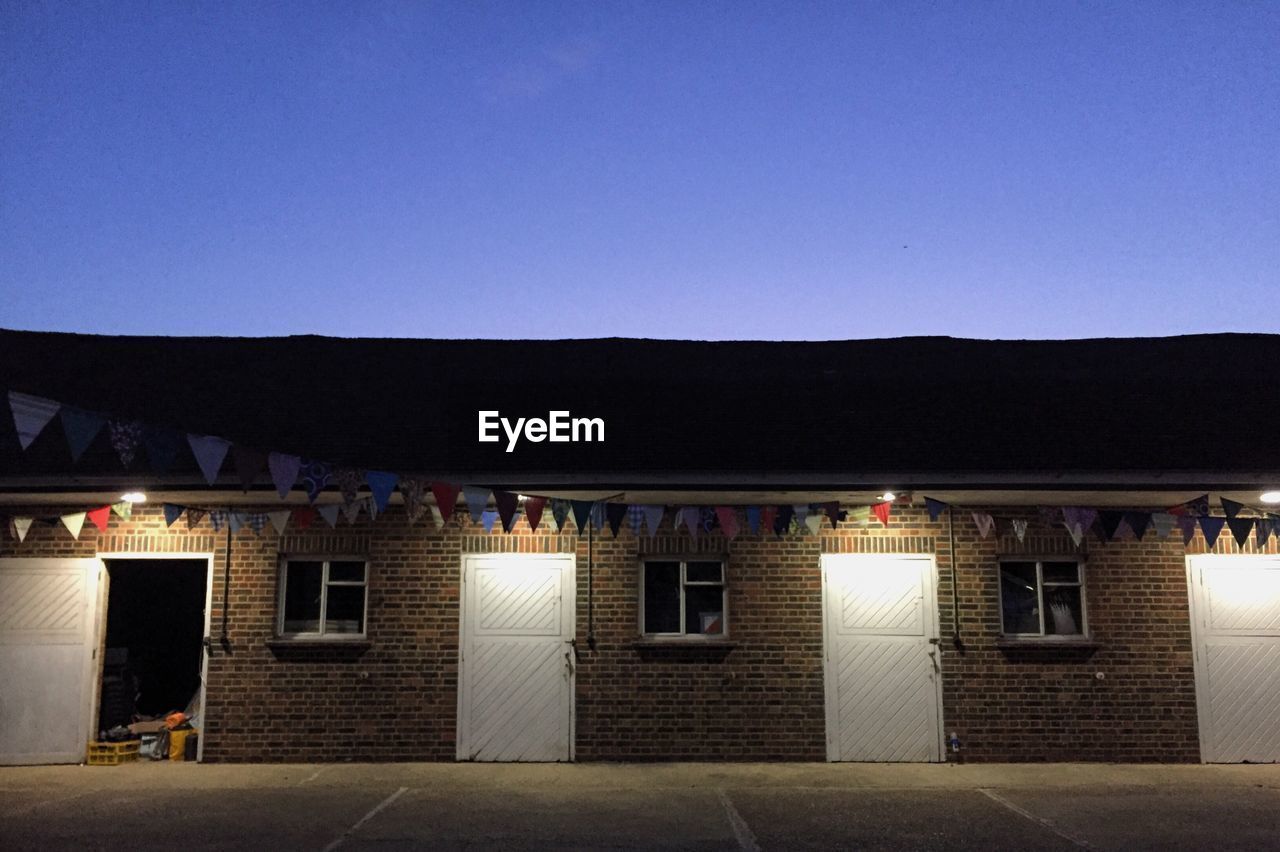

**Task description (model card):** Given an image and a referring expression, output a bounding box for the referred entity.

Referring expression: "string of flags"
[3,389,1277,549]
[922,495,1280,550]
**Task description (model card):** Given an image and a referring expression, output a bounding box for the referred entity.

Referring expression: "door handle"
[564,649,575,676]
[926,649,940,673]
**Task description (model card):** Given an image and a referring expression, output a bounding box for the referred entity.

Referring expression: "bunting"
[335,468,365,506]
[111,500,132,519]
[1199,516,1226,548]
[872,501,891,528]
[1220,497,1246,519]
[427,504,444,530]
[550,498,571,531]
[1011,519,1028,543]
[61,407,105,461]
[186,508,207,530]
[571,500,595,533]
[463,487,490,523]
[715,506,740,539]
[494,491,519,533]
[61,511,87,540]
[524,496,547,531]
[365,471,399,514]
[641,505,664,536]
[163,503,184,527]
[1227,517,1254,547]
[300,459,332,503]
[233,447,268,491]
[803,514,823,536]
[1177,514,1198,545]
[925,497,948,522]
[8,391,60,449]
[12,517,33,542]
[972,512,995,538]
[317,504,340,528]
[399,477,428,521]
[481,510,499,534]
[187,435,231,486]
[431,482,461,523]
[745,506,761,535]
[269,453,301,499]
[87,505,111,532]
[606,503,628,538]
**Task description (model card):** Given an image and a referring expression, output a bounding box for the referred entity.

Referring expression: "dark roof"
[1,329,1278,487]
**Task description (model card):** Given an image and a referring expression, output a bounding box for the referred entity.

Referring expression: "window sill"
[266,638,372,652]
[996,636,1102,651]
[631,639,737,650]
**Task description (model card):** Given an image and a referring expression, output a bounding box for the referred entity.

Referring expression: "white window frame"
[997,557,1089,639]
[277,556,369,639]
[638,558,728,641]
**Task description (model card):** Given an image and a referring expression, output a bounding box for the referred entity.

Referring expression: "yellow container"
[87,740,139,766]
[168,728,192,761]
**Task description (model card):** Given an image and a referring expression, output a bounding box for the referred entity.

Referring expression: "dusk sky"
[2,2,1277,341]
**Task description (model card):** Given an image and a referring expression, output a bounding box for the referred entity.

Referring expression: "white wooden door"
[1187,555,1280,763]
[0,558,102,765]
[822,554,943,762]
[457,554,575,762]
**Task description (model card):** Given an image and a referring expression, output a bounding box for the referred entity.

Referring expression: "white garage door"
[0,558,102,765]
[822,554,943,762]
[457,554,575,762]
[1188,555,1280,763]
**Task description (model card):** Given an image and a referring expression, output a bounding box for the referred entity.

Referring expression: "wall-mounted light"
[1261,491,1280,505]
[120,491,147,503]
[880,491,897,502]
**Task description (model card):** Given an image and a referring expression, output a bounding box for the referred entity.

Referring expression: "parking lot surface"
[3,762,1279,850]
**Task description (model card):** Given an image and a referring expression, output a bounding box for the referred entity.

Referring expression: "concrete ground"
[2,762,1279,851]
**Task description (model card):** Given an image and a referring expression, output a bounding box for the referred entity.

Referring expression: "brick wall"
[5,500,1275,763]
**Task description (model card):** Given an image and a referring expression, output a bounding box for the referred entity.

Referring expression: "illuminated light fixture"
[1261,491,1280,505]
[880,491,897,502]
[517,494,529,503]
[120,491,148,504]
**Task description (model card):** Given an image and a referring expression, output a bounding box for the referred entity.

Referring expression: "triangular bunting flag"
[1012,519,1029,542]
[60,407,105,462]
[163,503,184,527]
[606,503,628,538]
[481,510,499,533]
[108,420,143,468]
[111,500,132,519]
[399,478,427,521]
[317,504,340,528]
[232,447,268,492]
[209,510,228,532]
[61,511,87,539]
[925,498,948,522]
[301,459,333,503]
[428,504,444,530]
[187,435,231,486]
[846,505,871,526]
[341,499,364,524]
[773,505,793,536]
[1124,511,1153,541]
[1177,514,1198,545]
[430,483,461,523]
[715,506,740,539]
[1098,511,1125,542]
[872,501,892,527]
[247,513,268,535]
[793,505,810,526]
[821,501,840,528]
[292,507,315,530]
[525,496,547,531]
[1199,516,1226,549]
[494,491,520,533]
[12,517,33,542]
[186,508,207,530]
[570,500,595,533]
[972,512,995,538]
[1256,518,1275,548]
[268,453,301,499]
[1061,507,1097,547]
[680,507,701,538]
[229,512,245,534]
[628,505,645,534]
[550,498,571,531]
[144,427,183,474]
[1227,517,1254,547]
[804,514,823,535]
[8,391,60,450]
[641,505,664,536]
[365,471,399,514]
[1151,512,1176,538]
[745,506,761,535]
[463,487,490,523]
[335,468,364,505]
[87,505,111,532]
[1221,497,1246,519]
[761,506,777,535]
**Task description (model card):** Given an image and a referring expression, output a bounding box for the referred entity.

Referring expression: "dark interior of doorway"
[98,560,206,732]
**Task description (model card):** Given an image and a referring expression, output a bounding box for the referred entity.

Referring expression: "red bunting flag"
[292,507,316,530]
[872,501,892,527]
[87,505,111,532]
[431,482,461,523]
[524,496,546,531]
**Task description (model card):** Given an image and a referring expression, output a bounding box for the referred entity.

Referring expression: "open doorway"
[98,558,210,761]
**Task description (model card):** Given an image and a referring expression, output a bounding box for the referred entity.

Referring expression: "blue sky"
[2,2,1277,340]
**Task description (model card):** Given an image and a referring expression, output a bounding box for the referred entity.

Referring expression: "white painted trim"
[820,553,944,762]
[1185,555,1210,763]
[456,552,577,762]
[98,552,214,763]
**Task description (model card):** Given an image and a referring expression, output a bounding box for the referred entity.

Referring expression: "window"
[999,558,1087,638]
[640,559,727,638]
[278,558,368,638]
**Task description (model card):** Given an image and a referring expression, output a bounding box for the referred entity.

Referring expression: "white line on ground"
[979,787,1091,848]
[717,788,761,852]
[298,766,328,786]
[321,786,408,852]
